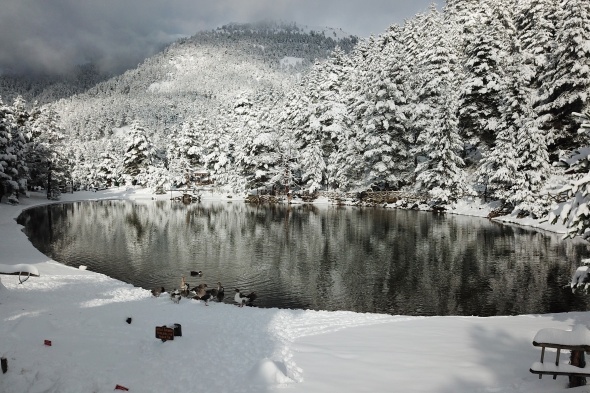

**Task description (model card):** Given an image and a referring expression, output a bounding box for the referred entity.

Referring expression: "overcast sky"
[0,0,435,76]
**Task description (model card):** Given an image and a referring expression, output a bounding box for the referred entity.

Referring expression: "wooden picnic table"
[530,325,590,387]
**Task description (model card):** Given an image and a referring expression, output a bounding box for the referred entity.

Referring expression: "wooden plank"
[530,369,590,378]
[533,341,590,351]
[0,264,40,277]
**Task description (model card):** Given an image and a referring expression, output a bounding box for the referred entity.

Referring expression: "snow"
[534,324,590,347]
[1,188,590,392]
[279,56,304,68]
[572,266,590,289]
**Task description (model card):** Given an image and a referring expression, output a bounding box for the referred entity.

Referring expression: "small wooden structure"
[530,325,590,387]
[0,263,40,284]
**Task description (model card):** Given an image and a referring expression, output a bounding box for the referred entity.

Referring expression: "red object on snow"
[114,385,129,391]
[44,340,52,346]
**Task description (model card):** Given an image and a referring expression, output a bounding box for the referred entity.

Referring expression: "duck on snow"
[234,288,257,307]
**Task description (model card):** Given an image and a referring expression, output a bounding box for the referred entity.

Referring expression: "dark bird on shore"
[215,282,225,301]
[234,288,257,307]
[151,287,165,297]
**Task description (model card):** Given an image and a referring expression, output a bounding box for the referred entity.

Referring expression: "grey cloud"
[0,0,433,75]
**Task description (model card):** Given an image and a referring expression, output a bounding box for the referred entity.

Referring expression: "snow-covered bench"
[0,264,40,284]
[530,325,590,382]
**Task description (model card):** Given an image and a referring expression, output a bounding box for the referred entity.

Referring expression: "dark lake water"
[17,199,590,316]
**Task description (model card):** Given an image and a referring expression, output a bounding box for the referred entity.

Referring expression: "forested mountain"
[50,22,357,141]
[2,1,590,236]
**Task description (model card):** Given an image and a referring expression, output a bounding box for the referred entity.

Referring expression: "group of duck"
[151,270,257,307]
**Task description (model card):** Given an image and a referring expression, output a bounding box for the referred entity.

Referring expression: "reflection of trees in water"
[18,201,590,316]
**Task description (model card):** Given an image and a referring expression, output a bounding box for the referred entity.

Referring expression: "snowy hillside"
[49,22,357,141]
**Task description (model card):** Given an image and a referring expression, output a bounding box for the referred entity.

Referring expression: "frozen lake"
[17,199,590,316]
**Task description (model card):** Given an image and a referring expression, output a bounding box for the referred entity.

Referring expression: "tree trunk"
[46,163,52,200]
[569,350,586,388]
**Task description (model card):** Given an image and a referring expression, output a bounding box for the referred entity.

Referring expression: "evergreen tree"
[0,97,14,202]
[475,119,519,203]
[122,121,156,186]
[6,96,30,198]
[166,120,206,186]
[551,110,590,239]
[536,0,590,151]
[515,0,557,92]
[350,27,414,191]
[413,8,466,202]
[457,2,506,152]
[94,139,124,187]
[28,105,68,199]
[504,53,550,216]
[202,114,238,191]
[287,48,352,193]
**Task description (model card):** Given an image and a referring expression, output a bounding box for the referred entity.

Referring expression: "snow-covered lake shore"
[0,188,589,393]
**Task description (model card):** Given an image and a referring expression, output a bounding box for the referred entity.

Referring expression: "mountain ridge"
[46,21,357,141]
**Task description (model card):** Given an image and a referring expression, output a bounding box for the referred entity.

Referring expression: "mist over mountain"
[0,22,354,108]
[0,0,430,77]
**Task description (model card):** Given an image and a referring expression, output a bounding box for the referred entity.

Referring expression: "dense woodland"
[2,1,590,237]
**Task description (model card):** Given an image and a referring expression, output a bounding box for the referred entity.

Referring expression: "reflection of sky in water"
[18,200,590,316]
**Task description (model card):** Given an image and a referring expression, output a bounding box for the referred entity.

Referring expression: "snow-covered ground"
[1,188,589,393]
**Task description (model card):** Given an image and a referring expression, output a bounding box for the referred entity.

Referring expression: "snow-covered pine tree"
[232,87,285,191]
[166,120,207,187]
[536,0,590,151]
[456,1,506,154]
[94,138,125,187]
[504,56,550,216]
[201,112,239,192]
[6,96,30,199]
[28,105,68,199]
[475,118,519,204]
[122,121,156,186]
[349,26,413,191]
[551,110,590,239]
[287,47,351,194]
[515,0,557,93]
[413,8,467,202]
[0,96,14,202]
[472,4,536,207]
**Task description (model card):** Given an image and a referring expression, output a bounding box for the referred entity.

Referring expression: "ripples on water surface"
[17,199,590,316]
